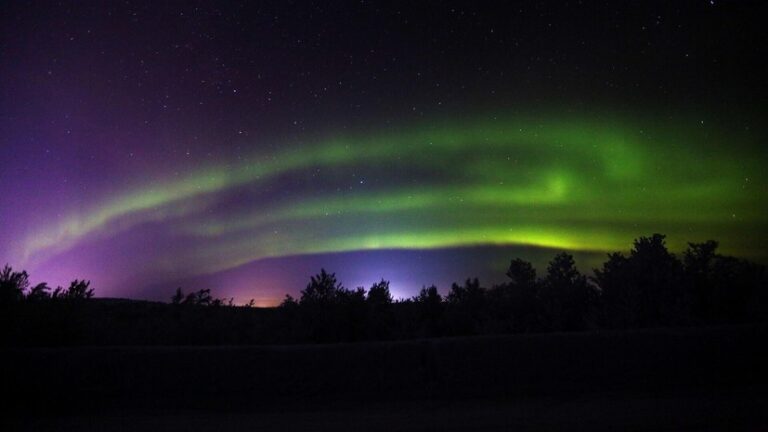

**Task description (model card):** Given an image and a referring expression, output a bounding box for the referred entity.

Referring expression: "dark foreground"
[4,324,768,431]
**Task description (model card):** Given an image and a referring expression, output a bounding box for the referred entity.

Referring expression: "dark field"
[4,324,767,431]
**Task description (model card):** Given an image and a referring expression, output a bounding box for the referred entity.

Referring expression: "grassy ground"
[4,324,767,430]
[10,393,768,431]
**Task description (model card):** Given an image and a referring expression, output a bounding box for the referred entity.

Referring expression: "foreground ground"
[9,393,768,431]
[4,325,767,431]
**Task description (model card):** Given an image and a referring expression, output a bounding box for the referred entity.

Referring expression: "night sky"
[1,1,765,305]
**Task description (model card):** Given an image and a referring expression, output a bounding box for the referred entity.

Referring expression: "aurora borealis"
[1,2,765,304]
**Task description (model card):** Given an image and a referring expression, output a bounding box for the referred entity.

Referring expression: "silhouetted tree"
[26,282,52,302]
[300,268,344,306]
[61,280,94,300]
[488,258,543,333]
[594,252,634,328]
[298,269,357,342]
[368,279,393,306]
[506,258,537,286]
[344,286,368,341]
[682,241,766,324]
[195,288,213,305]
[683,241,719,323]
[170,287,231,308]
[710,257,766,323]
[445,278,487,335]
[446,278,484,305]
[367,279,394,339]
[413,285,443,337]
[1,265,29,304]
[683,241,719,273]
[280,294,298,309]
[180,288,212,306]
[540,253,597,331]
[595,234,684,328]
[171,287,185,305]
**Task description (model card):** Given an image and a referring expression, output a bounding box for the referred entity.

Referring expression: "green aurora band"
[21,114,766,276]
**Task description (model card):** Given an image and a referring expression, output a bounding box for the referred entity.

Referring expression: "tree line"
[1,234,765,345]
[273,234,765,342]
[0,265,93,303]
